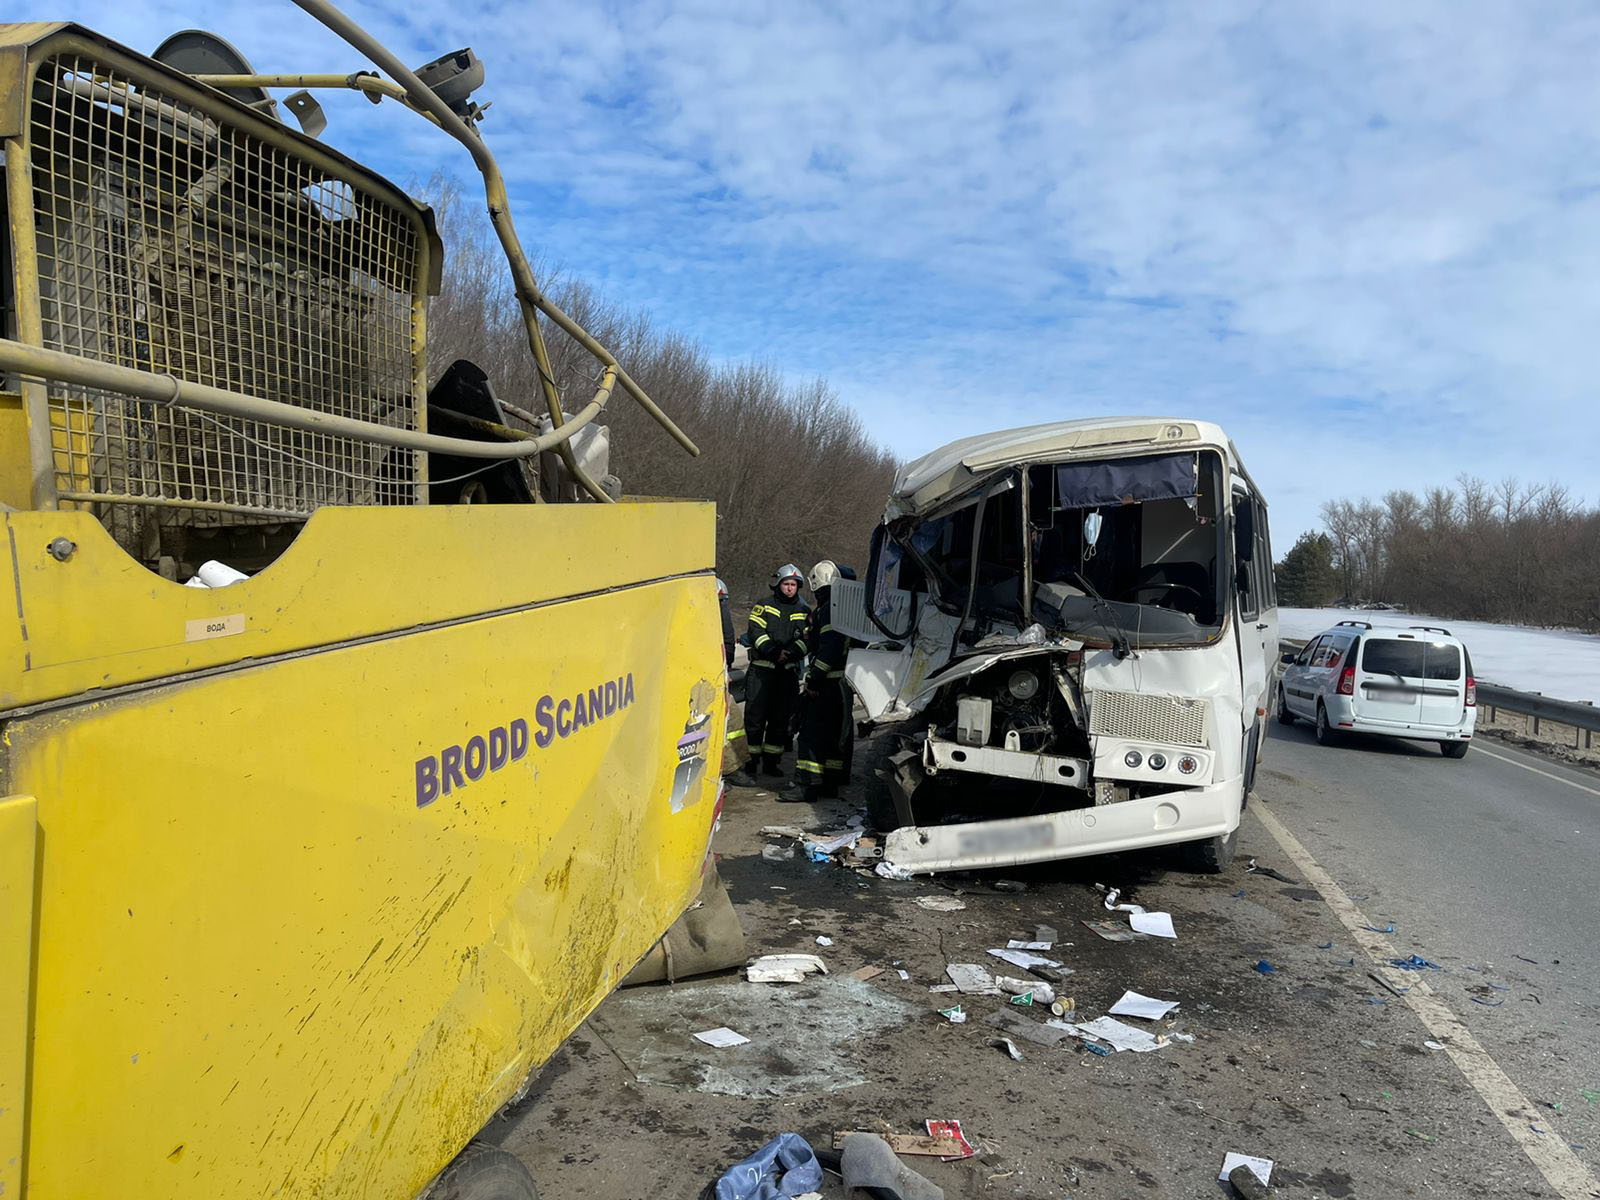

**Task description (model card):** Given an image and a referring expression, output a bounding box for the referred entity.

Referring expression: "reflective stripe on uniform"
[754,634,772,648]
[727,728,746,741]
[749,659,777,669]
[796,759,823,775]
[760,743,787,754]
[824,759,845,770]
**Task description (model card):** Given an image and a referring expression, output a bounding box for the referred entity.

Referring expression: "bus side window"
[1255,505,1275,608]
[1234,493,1258,621]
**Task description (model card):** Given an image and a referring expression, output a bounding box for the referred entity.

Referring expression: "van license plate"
[957,821,1057,856]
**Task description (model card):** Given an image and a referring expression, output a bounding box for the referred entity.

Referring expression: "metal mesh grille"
[27,52,424,525]
[1089,691,1209,747]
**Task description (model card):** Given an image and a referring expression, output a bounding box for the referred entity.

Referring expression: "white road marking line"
[1252,803,1600,1200]
[1470,743,1600,798]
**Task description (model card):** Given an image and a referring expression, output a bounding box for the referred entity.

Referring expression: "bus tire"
[431,1143,540,1200]
[1440,740,1469,759]
[1314,703,1339,747]
[1179,824,1238,874]
[867,786,903,833]
[1276,685,1295,725]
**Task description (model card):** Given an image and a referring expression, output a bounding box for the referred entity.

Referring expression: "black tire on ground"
[431,1143,540,1200]
[1276,685,1295,725]
[1179,824,1239,874]
[1440,740,1470,759]
[1314,703,1339,747]
[867,784,903,833]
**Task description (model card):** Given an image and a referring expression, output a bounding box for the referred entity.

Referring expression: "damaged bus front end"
[837,418,1277,875]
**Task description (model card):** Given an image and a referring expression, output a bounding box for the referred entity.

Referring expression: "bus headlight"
[1148,752,1168,771]
[1124,750,1143,768]
[1177,755,1198,775]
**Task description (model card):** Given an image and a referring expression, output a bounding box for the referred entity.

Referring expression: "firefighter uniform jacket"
[746,594,810,667]
[805,598,848,689]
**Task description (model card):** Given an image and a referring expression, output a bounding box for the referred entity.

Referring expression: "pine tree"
[1274,531,1337,607]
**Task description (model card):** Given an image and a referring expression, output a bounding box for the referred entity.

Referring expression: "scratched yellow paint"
[1,503,725,1198]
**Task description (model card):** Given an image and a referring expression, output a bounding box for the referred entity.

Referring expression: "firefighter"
[741,563,809,777]
[791,560,852,801]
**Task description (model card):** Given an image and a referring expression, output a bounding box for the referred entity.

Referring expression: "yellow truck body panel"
[1,502,726,1198]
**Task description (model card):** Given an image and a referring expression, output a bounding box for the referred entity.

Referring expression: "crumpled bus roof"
[888,416,1243,519]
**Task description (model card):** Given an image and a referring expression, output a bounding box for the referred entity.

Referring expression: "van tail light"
[1338,666,1355,696]
[1465,676,1476,707]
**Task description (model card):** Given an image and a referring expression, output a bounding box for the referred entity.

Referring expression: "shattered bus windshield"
[898,448,1227,648]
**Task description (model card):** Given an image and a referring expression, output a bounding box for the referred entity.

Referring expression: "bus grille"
[1089,691,1209,747]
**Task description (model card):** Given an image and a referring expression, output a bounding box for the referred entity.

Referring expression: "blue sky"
[94,1,1600,546]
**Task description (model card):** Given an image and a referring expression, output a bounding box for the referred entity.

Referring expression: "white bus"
[833,417,1277,874]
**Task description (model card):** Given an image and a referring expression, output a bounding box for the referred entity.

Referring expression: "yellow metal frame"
[0,22,438,514]
[2,501,726,1198]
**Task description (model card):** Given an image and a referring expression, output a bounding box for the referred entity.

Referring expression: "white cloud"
[82,1,1600,544]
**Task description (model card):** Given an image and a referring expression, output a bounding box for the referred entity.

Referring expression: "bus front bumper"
[881,777,1242,875]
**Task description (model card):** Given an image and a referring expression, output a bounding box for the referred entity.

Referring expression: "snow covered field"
[1278,608,1600,703]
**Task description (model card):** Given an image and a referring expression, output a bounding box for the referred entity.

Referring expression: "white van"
[831,417,1276,874]
[1277,621,1476,756]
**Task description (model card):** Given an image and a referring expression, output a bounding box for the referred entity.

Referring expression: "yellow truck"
[0,9,726,1197]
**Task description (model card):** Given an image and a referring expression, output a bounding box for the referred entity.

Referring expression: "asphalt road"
[490,726,1600,1199]
[1259,719,1600,1187]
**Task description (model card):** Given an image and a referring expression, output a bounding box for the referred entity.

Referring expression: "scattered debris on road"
[1109,990,1180,1020]
[1057,1015,1173,1053]
[710,1132,822,1200]
[746,954,827,983]
[840,1132,945,1200]
[945,963,999,994]
[1246,857,1299,884]
[914,895,966,912]
[694,1027,750,1048]
[1390,954,1442,971]
[1219,1151,1274,1187]
[924,1120,976,1162]
[991,1036,1025,1061]
[830,1131,966,1156]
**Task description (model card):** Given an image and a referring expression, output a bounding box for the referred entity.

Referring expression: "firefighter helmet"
[808,560,840,591]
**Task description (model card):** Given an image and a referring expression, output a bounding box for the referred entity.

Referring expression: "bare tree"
[1317,476,1600,632]
[418,178,898,602]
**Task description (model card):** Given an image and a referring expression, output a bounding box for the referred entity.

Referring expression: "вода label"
[185,613,246,642]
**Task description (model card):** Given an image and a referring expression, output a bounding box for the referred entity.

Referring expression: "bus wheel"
[1179,824,1238,874]
[1440,740,1470,759]
[431,1143,540,1200]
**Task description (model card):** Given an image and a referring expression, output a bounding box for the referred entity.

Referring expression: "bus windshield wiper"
[1069,572,1134,660]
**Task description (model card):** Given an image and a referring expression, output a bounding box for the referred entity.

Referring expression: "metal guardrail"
[1278,639,1600,745]
[1476,684,1600,736]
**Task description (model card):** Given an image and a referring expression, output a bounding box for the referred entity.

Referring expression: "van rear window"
[1362,640,1461,681]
